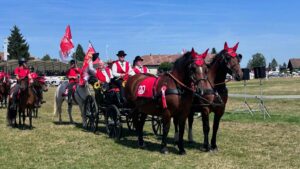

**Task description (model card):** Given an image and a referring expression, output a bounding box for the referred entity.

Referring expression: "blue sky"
[1,0,299,67]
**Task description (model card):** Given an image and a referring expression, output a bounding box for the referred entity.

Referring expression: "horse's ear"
[224,42,229,50]
[203,48,209,58]
[233,42,239,51]
[191,48,197,58]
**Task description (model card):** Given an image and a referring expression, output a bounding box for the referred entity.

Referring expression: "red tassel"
[161,85,167,109]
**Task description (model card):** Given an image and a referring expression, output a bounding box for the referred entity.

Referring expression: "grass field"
[0,78,300,169]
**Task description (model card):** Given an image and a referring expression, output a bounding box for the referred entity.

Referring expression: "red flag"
[60,25,74,60]
[79,42,97,85]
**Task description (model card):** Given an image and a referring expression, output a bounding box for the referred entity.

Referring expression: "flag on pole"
[59,25,74,60]
[79,42,99,85]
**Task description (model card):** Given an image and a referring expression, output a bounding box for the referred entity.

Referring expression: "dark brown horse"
[125,49,212,154]
[7,77,39,128]
[0,77,10,107]
[174,42,243,152]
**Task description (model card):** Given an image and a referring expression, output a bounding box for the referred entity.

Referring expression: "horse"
[174,42,243,152]
[0,76,10,107]
[30,76,48,117]
[7,77,37,128]
[53,81,92,127]
[125,49,212,154]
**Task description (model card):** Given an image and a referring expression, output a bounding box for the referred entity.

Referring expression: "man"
[96,60,112,84]
[10,58,30,109]
[65,60,81,105]
[132,56,149,74]
[111,50,135,102]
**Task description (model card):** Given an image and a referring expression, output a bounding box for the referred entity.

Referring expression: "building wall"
[146,65,158,75]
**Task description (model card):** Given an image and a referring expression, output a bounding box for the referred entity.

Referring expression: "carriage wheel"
[152,116,163,136]
[105,105,122,140]
[84,95,98,132]
[126,113,135,131]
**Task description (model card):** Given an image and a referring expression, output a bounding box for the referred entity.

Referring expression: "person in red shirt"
[65,60,81,105]
[10,58,30,109]
[111,50,135,103]
[95,60,112,91]
[132,56,149,74]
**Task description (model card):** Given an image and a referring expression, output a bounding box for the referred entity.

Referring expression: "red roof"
[141,54,181,66]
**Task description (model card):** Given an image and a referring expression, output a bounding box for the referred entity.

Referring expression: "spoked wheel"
[152,115,163,136]
[105,104,122,140]
[126,113,135,131]
[84,95,98,132]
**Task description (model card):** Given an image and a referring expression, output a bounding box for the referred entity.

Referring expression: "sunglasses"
[118,55,125,58]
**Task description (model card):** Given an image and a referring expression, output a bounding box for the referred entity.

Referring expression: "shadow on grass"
[52,121,75,125]
[9,123,36,130]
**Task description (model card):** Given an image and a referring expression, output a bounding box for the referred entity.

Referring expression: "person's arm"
[112,63,121,78]
[128,63,135,76]
[14,68,19,80]
[88,61,96,75]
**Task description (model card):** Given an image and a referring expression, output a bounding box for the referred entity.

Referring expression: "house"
[287,58,300,72]
[141,54,181,74]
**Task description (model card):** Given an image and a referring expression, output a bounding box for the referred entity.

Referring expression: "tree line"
[6,25,287,72]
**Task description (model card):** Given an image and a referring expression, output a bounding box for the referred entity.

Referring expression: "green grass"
[0,83,300,169]
[227,77,300,95]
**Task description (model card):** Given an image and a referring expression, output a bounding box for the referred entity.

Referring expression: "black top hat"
[92,52,99,61]
[116,50,127,57]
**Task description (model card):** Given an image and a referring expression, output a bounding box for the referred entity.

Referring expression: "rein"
[214,79,232,86]
[166,72,195,93]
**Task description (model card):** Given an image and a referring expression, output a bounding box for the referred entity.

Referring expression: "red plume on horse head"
[190,48,209,66]
[224,42,239,57]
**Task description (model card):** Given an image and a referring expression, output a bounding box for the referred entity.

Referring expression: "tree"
[211,48,217,54]
[247,53,266,69]
[282,62,287,68]
[72,44,85,61]
[7,25,30,60]
[158,62,173,73]
[269,58,278,71]
[42,54,51,61]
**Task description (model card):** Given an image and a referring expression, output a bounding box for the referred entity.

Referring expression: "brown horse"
[175,42,243,152]
[0,77,10,107]
[125,49,212,154]
[7,77,39,128]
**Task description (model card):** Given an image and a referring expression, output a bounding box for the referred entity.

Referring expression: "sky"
[0,0,300,67]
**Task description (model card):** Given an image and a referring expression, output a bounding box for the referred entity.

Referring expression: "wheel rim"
[152,116,162,136]
[105,105,122,139]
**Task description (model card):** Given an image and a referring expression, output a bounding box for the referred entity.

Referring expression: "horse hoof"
[200,145,211,152]
[210,146,218,152]
[160,147,169,154]
[138,141,146,148]
[179,149,186,155]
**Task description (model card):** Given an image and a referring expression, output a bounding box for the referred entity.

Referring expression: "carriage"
[83,83,163,139]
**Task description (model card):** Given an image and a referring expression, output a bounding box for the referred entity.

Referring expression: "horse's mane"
[173,52,192,71]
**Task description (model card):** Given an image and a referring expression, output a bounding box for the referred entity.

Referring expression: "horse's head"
[218,42,243,81]
[173,48,209,87]
[190,48,209,84]
[33,76,48,92]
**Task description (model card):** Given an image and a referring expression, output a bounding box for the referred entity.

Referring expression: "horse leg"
[160,112,171,154]
[201,111,210,152]
[173,117,179,144]
[178,116,187,155]
[137,113,147,147]
[80,106,87,128]
[188,110,195,143]
[211,108,224,151]
[68,104,74,124]
[29,108,32,129]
